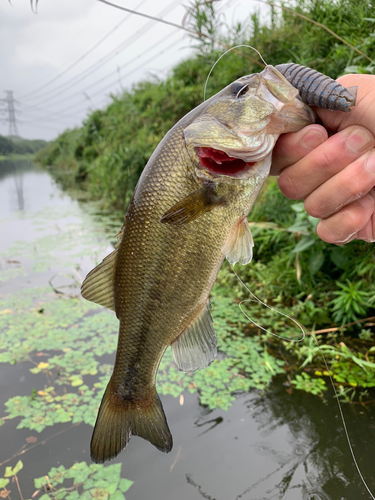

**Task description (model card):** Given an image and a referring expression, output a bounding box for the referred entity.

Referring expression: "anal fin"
[222,217,254,265]
[172,301,217,372]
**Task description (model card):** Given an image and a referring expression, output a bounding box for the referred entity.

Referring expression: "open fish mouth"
[196,147,256,177]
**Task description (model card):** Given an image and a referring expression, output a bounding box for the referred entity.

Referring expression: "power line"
[22,28,181,120]
[98,0,264,68]
[18,111,86,124]
[19,0,148,101]
[15,2,107,99]
[23,0,183,109]
[20,0,241,120]
[22,30,183,123]
[88,34,183,100]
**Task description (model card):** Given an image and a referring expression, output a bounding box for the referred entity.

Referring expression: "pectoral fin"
[160,185,225,225]
[222,218,254,265]
[171,301,217,372]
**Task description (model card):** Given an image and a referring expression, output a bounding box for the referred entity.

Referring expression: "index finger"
[270,124,328,175]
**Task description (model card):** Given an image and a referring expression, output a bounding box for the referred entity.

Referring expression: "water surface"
[0,160,374,500]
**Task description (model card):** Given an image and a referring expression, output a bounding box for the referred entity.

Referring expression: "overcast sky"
[0,0,267,141]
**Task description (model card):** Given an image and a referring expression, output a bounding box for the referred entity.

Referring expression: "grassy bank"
[35,0,375,402]
[0,153,33,161]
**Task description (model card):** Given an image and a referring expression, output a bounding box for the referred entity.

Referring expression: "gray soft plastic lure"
[275,63,357,112]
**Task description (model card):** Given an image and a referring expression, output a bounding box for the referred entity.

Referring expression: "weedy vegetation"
[0,459,133,500]
[35,0,375,405]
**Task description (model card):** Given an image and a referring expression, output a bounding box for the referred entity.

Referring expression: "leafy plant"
[291,372,327,396]
[359,328,374,341]
[0,460,133,500]
[329,279,370,324]
[33,462,133,500]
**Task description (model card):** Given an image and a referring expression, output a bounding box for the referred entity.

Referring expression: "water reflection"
[13,166,25,211]
[235,383,375,499]
[0,159,33,212]
[178,382,374,500]
[195,416,224,435]
[0,159,70,217]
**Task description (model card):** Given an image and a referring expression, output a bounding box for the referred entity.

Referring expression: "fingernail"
[365,150,375,174]
[358,194,374,210]
[346,128,373,154]
[300,130,325,150]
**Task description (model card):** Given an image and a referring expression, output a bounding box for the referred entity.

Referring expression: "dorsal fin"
[81,224,125,311]
[221,217,254,265]
[114,224,125,248]
[171,301,217,372]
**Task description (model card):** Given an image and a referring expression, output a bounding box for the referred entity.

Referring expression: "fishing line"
[231,263,375,499]
[231,265,305,342]
[203,44,268,101]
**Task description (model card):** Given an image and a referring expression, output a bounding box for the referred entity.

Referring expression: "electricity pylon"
[0,91,20,139]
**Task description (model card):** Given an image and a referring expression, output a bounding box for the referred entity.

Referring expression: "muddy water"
[0,159,374,500]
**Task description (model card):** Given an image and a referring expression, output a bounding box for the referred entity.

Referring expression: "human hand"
[272,74,375,244]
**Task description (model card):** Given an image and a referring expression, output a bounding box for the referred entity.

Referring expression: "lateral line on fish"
[203,45,268,101]
[231,264,375,500]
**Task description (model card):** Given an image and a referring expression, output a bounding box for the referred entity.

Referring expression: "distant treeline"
[35,0,375,210]
[0,135,47,156]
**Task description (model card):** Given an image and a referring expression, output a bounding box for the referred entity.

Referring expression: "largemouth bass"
[82,65,315,463]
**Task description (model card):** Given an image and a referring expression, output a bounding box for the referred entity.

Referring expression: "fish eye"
[230,81,248,97]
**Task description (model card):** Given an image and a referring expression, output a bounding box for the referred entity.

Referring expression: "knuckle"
[277,171,303,199]
[304,196,327,218]
[342,207,364,235]
[314,148,337,170]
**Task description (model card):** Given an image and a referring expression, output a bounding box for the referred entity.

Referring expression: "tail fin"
[90,384,173,463]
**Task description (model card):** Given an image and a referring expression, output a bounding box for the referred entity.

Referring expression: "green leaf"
[288,221,309,233]
[71,379,84,387]
[12,460,24,475]
[66,492,80,500]
[309,251,325,275]
[110,491,125,500]
[291,202,305,212]
[292,237,315,253]
[34,477,48,489]
[106,482,119,495]
[118,479,133,493]
[330,247,350,270]
[0,479,10,488]
[4,460,23,477]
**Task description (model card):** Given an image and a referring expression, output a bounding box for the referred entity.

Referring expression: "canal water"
[0,159,374,500]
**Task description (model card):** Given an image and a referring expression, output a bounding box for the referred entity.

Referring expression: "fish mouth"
[196,147,255,177]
